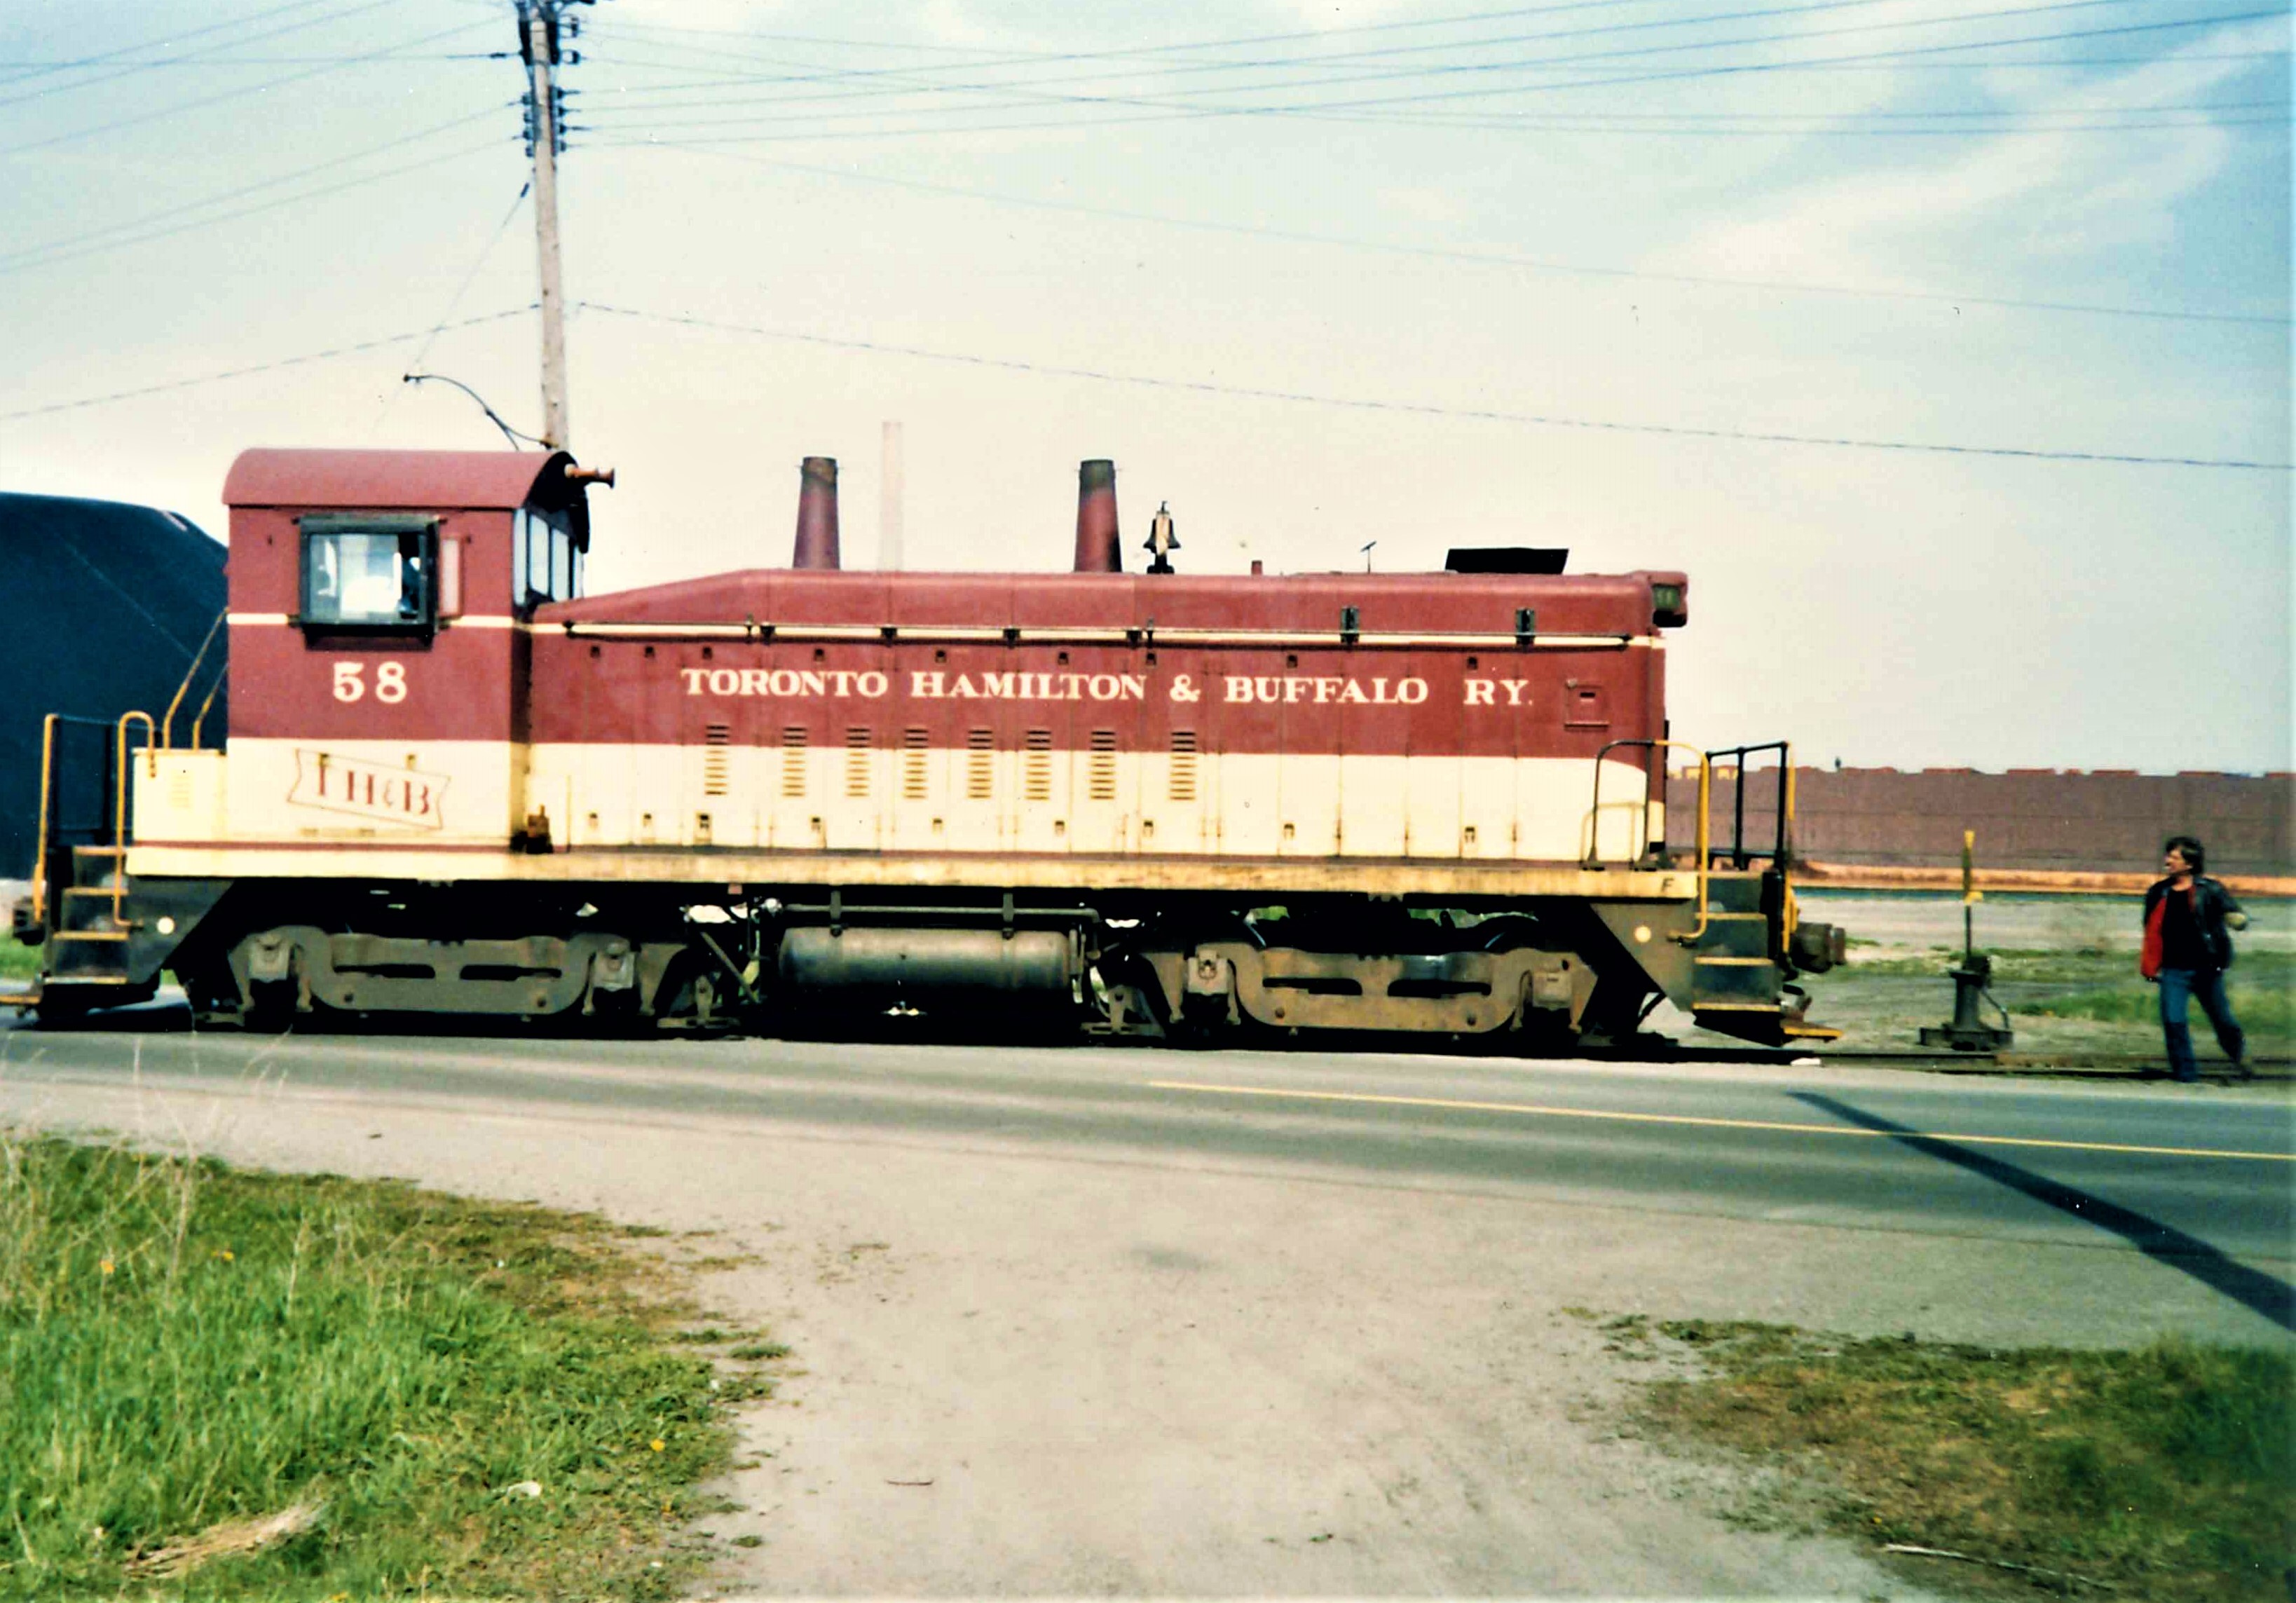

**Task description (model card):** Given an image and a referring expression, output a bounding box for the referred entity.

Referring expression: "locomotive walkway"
[0,1019,2286,1595]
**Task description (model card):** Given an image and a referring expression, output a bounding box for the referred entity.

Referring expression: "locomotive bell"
[1143,501,1178,575]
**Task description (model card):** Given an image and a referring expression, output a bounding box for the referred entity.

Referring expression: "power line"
[575,0,2246,125]
[0,139,509,280]
[581,0,2157,117]
[608,143,2286,327]
[0,105,513,277]
[371,179,538,442]
[0,0,395,110]
[0,14,495,156]
[0,0,345,90]
[0,308,535,423]
[590,0,1675,69]
[585,0,1897,109]
[582,9,2281,146]
[575,301,2290,472]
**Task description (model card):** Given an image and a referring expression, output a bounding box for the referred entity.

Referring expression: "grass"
[1620,1317,2295,1602]
[0,940,37,983]
[0,1131,781,1599]
[1820,946,2293,1059]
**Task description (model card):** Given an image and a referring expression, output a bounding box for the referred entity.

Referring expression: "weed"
[1634,1323,2295,1602]
[0,1131,784,1599]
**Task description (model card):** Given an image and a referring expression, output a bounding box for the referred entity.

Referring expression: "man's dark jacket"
[2141,875,2244,975]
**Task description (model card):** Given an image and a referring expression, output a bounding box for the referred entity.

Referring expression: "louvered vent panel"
[1169,730,1198,803]
[1023,728,1053,803]
[1087,729,1117,802]
[902,727,929,801]
[781,727,809,798]
[845,727,873,799]
[702,723,732,797]
[966,728,995,800]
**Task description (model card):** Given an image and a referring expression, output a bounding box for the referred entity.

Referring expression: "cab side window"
[301,515,435,631]
[512,507,581,614]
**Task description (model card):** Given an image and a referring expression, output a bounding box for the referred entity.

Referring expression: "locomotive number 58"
[333,661,409,704]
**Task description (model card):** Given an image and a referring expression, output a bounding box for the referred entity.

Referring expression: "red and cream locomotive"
[18,447,1840,1046]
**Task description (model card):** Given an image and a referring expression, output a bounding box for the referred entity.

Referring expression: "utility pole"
[517,2,585,449]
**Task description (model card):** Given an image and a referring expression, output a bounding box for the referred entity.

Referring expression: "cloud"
[1649,18,2284,287]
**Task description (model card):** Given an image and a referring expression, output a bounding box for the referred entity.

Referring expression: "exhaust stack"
[1072,458,1121,573]
[792,456,841,570]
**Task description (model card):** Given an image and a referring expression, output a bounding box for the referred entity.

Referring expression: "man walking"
[2140,835,2249,1083]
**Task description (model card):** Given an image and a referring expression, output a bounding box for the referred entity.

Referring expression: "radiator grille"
[845,726,873,799]
[1023,728,1053,803]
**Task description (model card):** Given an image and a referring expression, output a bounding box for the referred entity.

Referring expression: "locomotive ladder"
[18,711,158,998]
[15,619,225,1005]
[1587,739,1839,1047]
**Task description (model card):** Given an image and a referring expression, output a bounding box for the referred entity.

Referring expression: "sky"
[0,0,2288,775]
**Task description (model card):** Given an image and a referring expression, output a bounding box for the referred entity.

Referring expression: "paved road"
[1,1016,2288,1595]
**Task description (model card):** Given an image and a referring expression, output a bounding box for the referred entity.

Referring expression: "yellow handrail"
[109,711,156,929]
[1681,752,1711,947]
[1586,737,1711,946]
[1781,754,1800,946]
[191,665,227,751]
[30,714,58,930]
[160,608,227,751]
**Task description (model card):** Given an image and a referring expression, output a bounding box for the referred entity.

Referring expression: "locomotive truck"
[13,446,1843,1046]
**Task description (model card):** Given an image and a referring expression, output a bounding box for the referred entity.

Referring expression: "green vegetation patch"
[2026,976,2292,1036]
[0,1132,777,1599]
[0,939,39,983]
[1626,1319,2294,1601]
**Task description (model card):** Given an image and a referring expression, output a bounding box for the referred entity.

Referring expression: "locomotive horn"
[792,456,841,570]
[1073,458,1121,574]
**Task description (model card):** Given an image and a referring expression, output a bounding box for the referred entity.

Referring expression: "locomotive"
[15,446,1842,1046]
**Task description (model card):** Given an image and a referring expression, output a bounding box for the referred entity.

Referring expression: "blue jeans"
[2159,967,2244,1081]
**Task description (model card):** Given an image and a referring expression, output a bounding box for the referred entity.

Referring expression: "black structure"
[0,493,226,878]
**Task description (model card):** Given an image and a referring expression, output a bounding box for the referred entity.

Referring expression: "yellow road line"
[1146,1081,2294,1164]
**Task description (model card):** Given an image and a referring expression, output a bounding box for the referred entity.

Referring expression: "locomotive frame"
[13,448,1842,1048]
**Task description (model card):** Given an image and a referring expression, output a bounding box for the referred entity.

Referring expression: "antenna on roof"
[1361,540,1377,573]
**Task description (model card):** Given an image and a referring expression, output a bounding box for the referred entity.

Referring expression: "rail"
[1705,740,1792,870]
[109,712,156,929]
[28,714,120,941]
[159,608,227,750]
[1704,740,1800,953]
[1587,737,1710,946]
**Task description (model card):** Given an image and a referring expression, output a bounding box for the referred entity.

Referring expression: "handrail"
[160,609,227,751]
[29,714,116,940]
[1782,758,1800,945]
[191,664,228,751]
[31,714,57,929]
[109,711,156,929]
[1704,739,1792,869]
[1587,737,1711,946]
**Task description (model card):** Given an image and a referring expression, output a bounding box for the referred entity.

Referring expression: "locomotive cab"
[208,448,595,852]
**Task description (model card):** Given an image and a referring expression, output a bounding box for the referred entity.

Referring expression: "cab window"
[301,516,435,630]
[513,507,581,613]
